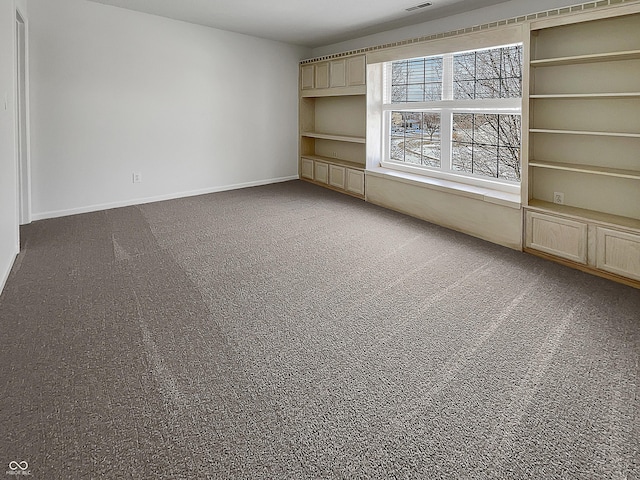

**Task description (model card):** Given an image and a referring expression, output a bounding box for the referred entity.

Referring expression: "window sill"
[366,167,521,209]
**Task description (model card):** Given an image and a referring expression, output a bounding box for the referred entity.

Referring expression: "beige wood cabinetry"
[301,64,315,90]
[300,157,314,180]
[315,62,330,89]
[330,59,346,88]
[299,54,366,199]
[524,5,640,287]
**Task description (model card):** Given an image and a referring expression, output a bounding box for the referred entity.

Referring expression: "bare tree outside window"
[451,45,522,181]
[453,45,522,99]
[452,114,521,181]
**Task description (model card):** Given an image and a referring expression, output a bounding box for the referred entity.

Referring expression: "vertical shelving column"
[299,54,367,198]
[524,6,640,286]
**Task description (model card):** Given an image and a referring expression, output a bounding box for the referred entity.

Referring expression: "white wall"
[311,0,581,57]
[0,0,27,292]
[28,0,310,219]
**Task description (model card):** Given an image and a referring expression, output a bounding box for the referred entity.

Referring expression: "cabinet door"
[330,59,346,88]
[300,157,314,180]
[525,211,588,264]
[596,227,640,281]
[301,64,314,90]
[347,55,366,86]
[315,62,330,89]
[315,161,329,184]
[345,169,365,196]
[329,165,346,189]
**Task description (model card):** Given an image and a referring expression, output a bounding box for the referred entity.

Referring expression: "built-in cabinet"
[300,55,366,93]
[299,54,366,198]
[298,4,640,287]
[524,5,640,286]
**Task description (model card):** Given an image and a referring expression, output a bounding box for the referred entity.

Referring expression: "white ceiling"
[85,0,513,47]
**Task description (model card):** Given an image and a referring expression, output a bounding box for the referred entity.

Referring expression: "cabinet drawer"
[329,164,346,189]
[314,161,329,184]
[345,169,365,196]
[596,227,640,281]
[300,157,314,180]
[525,211,588,264]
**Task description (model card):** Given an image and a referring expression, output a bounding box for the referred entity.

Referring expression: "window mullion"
[441,110,453,173]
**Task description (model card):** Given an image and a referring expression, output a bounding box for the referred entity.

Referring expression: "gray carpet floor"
[0,180,639,479]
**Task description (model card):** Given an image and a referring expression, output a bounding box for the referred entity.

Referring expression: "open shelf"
[529,160,640,180]
[530,92,640,99]
[300,155,365,170]
[301,86,366,98]
[301,131,366,143]
[527,199,640,231]
[530,49,640,67]
[529,129,640,139]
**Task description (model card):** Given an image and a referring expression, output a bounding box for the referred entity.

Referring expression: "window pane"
[407,59,425,84]
[498,115,521,147]
[475,80,499,99]
[498,146,521,181]
[453,45,522,99]
[407,84,424,102]
[501,46,522,78]
[452,114,474,143]
[390,56,443,103]
[475,48,501,80]
[453,80,475,99]
[503,77,522,98]
[424,83,441,101]
[392,61,408,84]
[473,144,498,178]
[392,85,408,103]
[422,113,441,167]
[474,114,499,144]
[390,137,405,162]
[452,144,472,174]
[425,58,443,83]
[452,113,520,181]
[389,111,441,168]
[390,112,406,162]
[454,52,475,80]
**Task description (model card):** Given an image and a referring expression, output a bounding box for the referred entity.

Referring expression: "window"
[382,44,523,192]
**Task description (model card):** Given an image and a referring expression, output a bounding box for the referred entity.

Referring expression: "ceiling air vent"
[406,2,432,12]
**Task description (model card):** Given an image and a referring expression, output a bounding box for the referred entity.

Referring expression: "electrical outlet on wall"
[132,172,142,183]
[553,192,564,205]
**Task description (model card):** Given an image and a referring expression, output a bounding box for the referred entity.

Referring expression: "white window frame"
[380,44,523,195]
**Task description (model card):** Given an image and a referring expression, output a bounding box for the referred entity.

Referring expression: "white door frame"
[15,6,31,226]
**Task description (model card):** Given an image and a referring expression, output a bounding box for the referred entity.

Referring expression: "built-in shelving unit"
[299,54,367,198]
[524,5,640,286]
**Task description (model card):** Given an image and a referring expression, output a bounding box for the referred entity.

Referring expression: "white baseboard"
[31,176,299,221]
